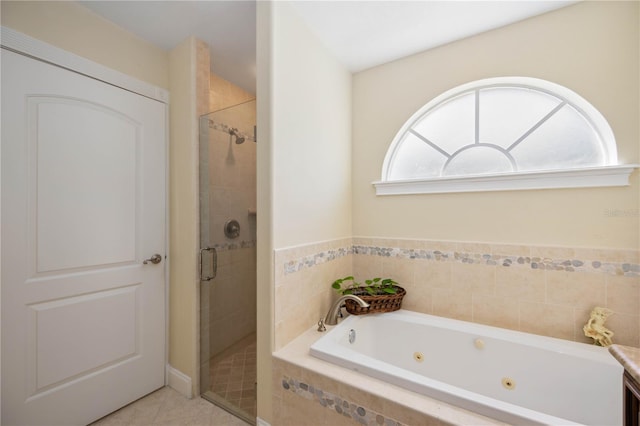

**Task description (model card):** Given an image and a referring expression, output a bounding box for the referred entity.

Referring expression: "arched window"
[375,77,635,195]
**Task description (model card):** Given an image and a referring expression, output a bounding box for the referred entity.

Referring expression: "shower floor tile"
[209,338,257,420]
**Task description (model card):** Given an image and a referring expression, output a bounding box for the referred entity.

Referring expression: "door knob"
[143,254,162,264]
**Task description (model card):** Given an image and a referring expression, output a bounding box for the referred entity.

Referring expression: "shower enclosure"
[199,100,257,424]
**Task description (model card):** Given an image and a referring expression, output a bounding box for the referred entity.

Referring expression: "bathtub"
[310,310,622,425]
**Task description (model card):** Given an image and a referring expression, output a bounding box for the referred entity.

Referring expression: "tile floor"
[91,386,251,426]
[94,339,257,426]
[208,339,257,419]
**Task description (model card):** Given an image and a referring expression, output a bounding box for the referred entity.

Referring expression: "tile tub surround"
[280,374,406,426]
[274,238,353,349]
[275,237,640,348]
[272,326,505,426]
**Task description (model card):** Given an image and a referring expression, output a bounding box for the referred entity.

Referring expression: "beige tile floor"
[91,386,251,426]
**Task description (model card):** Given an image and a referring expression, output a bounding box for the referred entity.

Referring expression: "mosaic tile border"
[281,375,405,426]
[210,239,256,252]
[354,245,640,276]
[283,246,352,275]
[207,119,256,142]
[282,243,640,277]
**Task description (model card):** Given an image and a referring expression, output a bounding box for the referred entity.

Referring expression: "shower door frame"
[198,100,257,425]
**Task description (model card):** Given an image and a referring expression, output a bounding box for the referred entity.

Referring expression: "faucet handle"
[317,318,326,332]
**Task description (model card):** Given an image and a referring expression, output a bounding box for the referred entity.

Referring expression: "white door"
[1,49,166,425]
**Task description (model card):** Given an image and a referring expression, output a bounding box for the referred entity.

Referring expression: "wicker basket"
[343,286,406,315]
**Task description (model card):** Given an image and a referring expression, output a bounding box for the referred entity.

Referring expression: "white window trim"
[374,165,638,195]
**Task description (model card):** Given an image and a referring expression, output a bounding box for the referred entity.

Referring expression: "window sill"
[373,165,639,195]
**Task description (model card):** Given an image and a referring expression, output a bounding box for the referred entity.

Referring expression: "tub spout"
[324,295,369,326]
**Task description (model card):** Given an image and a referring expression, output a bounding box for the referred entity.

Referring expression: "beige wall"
[256,2,274,422]
[352,1,639,249]
[256,1,353,422]
[168,37,211,398]
[1,1,169,89]
[271,1,353,250]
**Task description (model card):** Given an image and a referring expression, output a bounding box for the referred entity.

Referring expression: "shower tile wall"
[209,73,254,113]
[200,72,257,400]
[274,237,640,349]
[206,103,257,359]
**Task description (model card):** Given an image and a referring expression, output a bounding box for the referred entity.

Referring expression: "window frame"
[374,77,637,195]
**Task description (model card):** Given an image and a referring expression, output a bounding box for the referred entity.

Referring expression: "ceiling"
[79,0,257,93]
[79,1,577,95]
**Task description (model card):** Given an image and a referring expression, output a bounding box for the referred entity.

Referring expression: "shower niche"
[199,99,257,424]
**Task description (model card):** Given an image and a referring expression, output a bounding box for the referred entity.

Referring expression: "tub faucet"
[324,295,370,326]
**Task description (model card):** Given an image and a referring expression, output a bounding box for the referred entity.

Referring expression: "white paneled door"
[1,49,166,425]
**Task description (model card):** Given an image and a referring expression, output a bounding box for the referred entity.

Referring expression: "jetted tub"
[310,310,622,425]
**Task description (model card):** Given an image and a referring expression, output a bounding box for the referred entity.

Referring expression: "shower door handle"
[200,247,217,281]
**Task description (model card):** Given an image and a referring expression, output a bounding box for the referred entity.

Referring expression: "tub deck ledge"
[609,344,640,383]
[273,324,506,426]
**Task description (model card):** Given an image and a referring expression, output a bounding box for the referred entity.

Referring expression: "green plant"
[331,276,399,296]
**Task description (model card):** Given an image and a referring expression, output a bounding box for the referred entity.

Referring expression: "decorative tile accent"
[283,246,352,275]
[281,241,640,277]
[210,239,256,252]
[281,375,405,426]
[353,245,639,276]
[208,119,256,142]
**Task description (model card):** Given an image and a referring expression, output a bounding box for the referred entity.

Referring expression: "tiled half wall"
[274,237,640,350]
[271,358,450,426]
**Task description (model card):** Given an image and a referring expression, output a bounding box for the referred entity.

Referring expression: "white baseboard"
[256,418,271,426]
[166,364,193,398]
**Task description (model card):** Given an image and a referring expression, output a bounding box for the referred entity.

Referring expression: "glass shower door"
[199,100,257,424]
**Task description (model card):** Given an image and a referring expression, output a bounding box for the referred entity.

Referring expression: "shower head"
[229,128,245,144]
